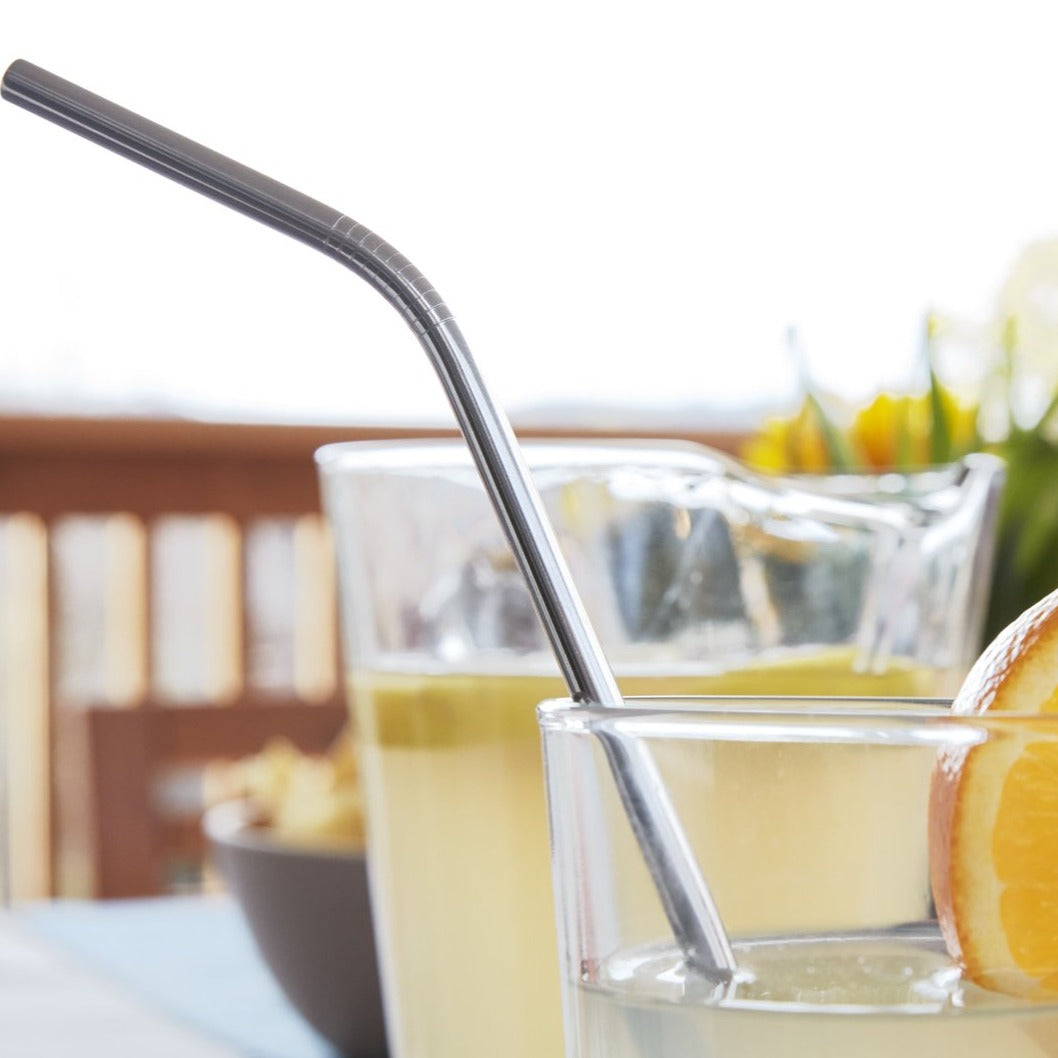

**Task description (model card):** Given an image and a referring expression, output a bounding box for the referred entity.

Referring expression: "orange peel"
[930,586,1058,996]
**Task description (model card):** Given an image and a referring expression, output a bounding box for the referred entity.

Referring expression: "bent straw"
[1,58,736,978]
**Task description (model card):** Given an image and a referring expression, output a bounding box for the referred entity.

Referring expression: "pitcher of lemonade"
[316,438,1003,1058]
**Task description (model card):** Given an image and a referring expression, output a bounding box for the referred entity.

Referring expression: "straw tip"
[2,59,36,100]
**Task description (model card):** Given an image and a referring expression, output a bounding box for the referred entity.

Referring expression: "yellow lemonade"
[349,650,945,1058]
[575,935,1058,1058]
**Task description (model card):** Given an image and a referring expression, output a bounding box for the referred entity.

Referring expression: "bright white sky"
[2,1,1058,427]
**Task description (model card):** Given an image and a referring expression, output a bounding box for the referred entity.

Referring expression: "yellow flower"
[938,386,980,457]
[741,402,834,473]
[743,386,979,474]
[739,423,790,472]
[849,393,930,469]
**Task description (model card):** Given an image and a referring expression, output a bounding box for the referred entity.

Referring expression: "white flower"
[997,237,1058,425]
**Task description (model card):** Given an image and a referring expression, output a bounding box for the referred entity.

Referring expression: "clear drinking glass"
[316,439,1003,1058]
[539,697,1058,1058]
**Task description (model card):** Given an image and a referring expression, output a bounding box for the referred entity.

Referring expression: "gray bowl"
[204,801,387,1057]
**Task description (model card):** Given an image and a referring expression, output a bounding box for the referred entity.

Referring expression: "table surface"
[0,896,361,1058]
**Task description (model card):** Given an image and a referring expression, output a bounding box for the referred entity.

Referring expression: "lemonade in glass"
[539,695,1058,1058]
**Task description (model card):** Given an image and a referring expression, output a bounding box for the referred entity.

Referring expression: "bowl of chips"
[203,731,386,1057]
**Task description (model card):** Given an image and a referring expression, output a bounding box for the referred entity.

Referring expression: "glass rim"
[537,695,949,727]
[315,439,996,475]
[314,435,720,474]
[536,696,1058,744]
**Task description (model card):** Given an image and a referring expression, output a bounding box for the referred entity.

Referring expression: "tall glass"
[316,440,1003,1058]
[539,697,1058,1057]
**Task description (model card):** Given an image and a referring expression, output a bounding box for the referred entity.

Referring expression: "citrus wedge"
[930,585,1058,996]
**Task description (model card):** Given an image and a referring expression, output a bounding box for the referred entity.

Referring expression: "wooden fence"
[0,414,741,899]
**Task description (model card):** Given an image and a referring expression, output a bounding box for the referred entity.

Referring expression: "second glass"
[316,439,1003,1058]
[539,697,1058,1058]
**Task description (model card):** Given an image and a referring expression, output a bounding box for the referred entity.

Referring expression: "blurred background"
[4,0,1058,905]
[4,0,1058,430]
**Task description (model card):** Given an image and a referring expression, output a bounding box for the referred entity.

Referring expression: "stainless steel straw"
[1,58,736,979]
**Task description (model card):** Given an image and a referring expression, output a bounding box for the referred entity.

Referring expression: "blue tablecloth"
[15,896,349,1058]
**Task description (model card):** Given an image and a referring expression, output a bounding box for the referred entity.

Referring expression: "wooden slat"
[103,514,149,706]
[293,515,339,702]
[2,515,51,900]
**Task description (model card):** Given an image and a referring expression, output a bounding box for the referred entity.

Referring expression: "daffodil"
[740,404,832,473]
[845,388,979,471]
[849,393,929,469]
[742,240,1058,645]
[743,382,979,475]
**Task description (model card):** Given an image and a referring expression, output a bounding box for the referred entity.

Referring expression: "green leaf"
[805,392,855,471]
[785,324,857,470]
[983,433,1058,639]
[928,368,952,465]
[1034,386,1058,435]
[894,398,913,468]
[922,314,952,465]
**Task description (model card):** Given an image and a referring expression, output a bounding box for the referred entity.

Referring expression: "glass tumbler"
[539,697,1058,1058]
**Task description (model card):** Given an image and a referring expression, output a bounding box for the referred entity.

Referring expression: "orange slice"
[930,586,1058,996]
